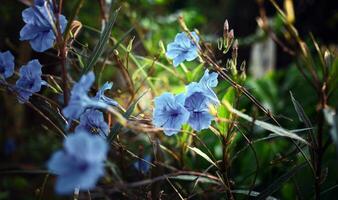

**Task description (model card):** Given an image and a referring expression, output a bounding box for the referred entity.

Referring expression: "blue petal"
[188,110,213,131]
[134,155,152,173]
[15,59,43,103]
[75,109,110,138]
[199,69,218,88]
[47,151,73,175]
[29,30,55,52]
[184,92,213,131]
[0,51,15,79]
[174,32,192,49]
[20,24,40,40]
[185,47,199,61]
[64,131,107,162]
[166,43,184,59]
[54,162,104,194]
[59,15,68,33]
[95,82,118,106]
[173,54,186,67]
[152,92,190,136]
[191,31,200,43]
[22,8,37,24]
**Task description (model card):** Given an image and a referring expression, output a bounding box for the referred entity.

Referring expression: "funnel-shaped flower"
[15,59,45,103]
[47,131,108,194]
[184,69,219,131]
[153,92,190,136]
[166,32,199,67]
[20,0,67,52]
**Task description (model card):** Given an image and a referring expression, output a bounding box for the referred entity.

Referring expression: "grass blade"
[188,146,218,169]
[82,8,120,75]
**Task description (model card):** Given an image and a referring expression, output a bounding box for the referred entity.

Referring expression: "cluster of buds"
[217,20,235,54]
[219,20,246,81]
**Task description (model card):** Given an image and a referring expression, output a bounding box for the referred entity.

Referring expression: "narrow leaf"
[224,101,309,145]
[170,175,220,185]
[290,91,316,145]
[109,90,149,141]
[188,146,218,168]
[82,8,120,74]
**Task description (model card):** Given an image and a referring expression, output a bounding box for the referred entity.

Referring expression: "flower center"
[171,112,179,117]
[78,161,89,172]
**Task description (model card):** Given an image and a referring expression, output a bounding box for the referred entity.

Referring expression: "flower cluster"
[47,131,108,194]
[0,51,45,103]
[1,0,116,196]
[153,69,219,135]
[1,0,69,102]
[20,0,67,52]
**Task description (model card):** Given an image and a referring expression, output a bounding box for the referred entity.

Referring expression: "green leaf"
[224,101,309,145]
[170,175,220,185]
[188,146,218,168]
[217,87,236,134]
[81,8,120,75]
[290,91,316,145]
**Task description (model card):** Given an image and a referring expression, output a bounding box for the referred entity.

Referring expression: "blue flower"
[15,59,45,103]
[47,131,108,194]
[153,92,190,136]
[62,72,98,122]
[184,69,219,131]
[0,51,15,80]
[94,82,118,106]
[133,155,151,173]
[20,0,67,52]
[75,109,109,138]
[166,32,199,67]
[62,72,116,125]
[184,90,214,131]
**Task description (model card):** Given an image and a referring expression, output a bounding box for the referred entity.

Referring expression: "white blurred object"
[249,37,276,78]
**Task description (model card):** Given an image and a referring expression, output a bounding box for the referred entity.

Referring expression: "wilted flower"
[15,59,45,103]
[166,32,199,67]
[133,155,151,173]
[94,82,118,106]
[75,109,109,137]
[0,51,15,80]
[47,131,108,194]
[153,92,190,136]
[20,0,67,52]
